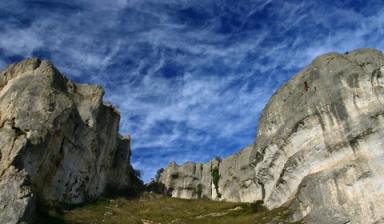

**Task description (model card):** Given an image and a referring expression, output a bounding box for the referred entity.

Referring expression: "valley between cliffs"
[1,48,384,224]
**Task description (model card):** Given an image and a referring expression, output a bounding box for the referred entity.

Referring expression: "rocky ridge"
[0,58,140,224]
[157,48,384,224]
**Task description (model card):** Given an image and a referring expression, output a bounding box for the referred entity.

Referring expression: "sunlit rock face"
[158,48,384,224]
[0,58,138,224]
[158,158,221,199]
[158,145,259,202]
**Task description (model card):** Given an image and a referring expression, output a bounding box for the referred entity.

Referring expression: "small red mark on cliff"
[304,81,309,92]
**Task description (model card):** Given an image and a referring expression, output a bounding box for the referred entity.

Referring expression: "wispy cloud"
[1,0,384,181]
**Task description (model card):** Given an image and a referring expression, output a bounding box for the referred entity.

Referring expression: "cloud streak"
[1,0,384,181]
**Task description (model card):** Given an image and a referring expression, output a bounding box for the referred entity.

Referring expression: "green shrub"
[195,184,203,198]
[211,167,221,198]
[154,168,164,182]
[240,200,266,213]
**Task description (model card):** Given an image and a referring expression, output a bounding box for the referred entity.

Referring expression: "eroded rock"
[0,58,140,224]
[157,48,384,224]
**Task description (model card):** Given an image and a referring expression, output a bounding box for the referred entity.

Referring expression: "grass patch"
[38,192,303,224]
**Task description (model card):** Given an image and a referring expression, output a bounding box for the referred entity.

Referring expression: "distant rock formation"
[157,48,384,224]
[0,58,140,224]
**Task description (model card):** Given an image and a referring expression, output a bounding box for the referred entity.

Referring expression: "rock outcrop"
[0,58,140,224]
[157,48,384,224]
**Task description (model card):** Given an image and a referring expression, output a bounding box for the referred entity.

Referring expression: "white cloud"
[0,28,43,56]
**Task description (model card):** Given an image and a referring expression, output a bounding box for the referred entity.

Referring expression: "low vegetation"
[195,184,203,199]
[211,167,221,198]
[38,192,303,224]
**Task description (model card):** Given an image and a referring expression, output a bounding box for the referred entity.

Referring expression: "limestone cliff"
[157,48,384,224]
[0,58,140,224]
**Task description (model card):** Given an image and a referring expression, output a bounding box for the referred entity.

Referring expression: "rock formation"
[157,48,384,224]
[0,58,140,224]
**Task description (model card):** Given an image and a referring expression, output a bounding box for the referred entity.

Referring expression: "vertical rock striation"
[0,58,140,224]
[158,158,221,199]
[157,48,384,224]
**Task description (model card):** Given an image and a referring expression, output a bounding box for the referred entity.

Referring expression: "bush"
[154,168,164,182]
[241,200,266,213]
[145,181,166,194]
[195,184,203,198]
[211,167,221,198]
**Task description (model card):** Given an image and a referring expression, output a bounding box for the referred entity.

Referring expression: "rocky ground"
[39,192,302,224]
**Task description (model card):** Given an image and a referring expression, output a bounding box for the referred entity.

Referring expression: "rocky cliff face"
[157,48,384,224]
[157,146,254,201]
[0,58,139,224]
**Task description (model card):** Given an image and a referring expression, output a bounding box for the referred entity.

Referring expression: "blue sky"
[1,0,384,182]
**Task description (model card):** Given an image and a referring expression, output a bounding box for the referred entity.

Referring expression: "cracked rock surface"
[158,48,384,224]
[0,58,138,224]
